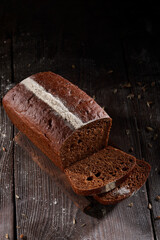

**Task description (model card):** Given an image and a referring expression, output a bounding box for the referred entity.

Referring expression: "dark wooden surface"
[0,1,160,239]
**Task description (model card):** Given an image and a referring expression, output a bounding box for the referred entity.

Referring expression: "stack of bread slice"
[94,159,151,204]
[3,71,151,205]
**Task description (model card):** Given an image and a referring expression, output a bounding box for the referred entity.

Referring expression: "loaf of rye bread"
[65,146,136,195]
[94,159,151,204]
[3,72,112,171]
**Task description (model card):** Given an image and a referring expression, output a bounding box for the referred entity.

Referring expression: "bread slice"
[64,146,136,196]
[94,159,151,205]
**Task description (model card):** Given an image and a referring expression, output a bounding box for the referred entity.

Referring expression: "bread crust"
[3,72,112,171]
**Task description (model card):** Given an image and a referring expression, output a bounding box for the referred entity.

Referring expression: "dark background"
[0,1,160,240]
[0,1,159,37]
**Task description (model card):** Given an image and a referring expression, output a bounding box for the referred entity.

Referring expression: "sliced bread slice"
[64,146,136,196]
[94,159,151,205]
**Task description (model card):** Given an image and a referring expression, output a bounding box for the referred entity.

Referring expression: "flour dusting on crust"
[21,77,84,129]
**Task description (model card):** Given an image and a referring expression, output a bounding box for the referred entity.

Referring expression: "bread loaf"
[65,146,136,195]
[94,159,151,204]
[3,72,112,171]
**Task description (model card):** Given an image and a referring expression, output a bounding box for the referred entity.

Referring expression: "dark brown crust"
[33,72,110,123]
[3,99,63,170]
[64,146,136,196]
[94,159,151,205]
[3,83,74,152]
[3,71,112,171]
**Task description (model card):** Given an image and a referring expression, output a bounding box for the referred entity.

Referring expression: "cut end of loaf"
[94,159,151,205]
[60,118,112,169]
[64,146,136,196]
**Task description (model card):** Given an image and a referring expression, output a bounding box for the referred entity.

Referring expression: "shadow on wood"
[14,131,115,219]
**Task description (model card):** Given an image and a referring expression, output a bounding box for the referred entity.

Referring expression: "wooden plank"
[0,39,15,240]
[124,36,160,239]
[14,132,91,212]
[12,32,154,239]
[88,41,154,240]
[12,33,94,240]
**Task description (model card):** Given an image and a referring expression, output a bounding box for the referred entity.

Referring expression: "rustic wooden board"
[11,32,155,240]
[0,39,15,240]
[124,36,160,239]
[15,132,92,212]
[1,1,160,239]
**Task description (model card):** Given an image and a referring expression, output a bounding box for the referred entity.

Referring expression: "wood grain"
[124,37,160,239]
[1,2,159,239]
[15,132,92,212]
[0,39,14,240]
[12,33,89,240]
[89,39,154,240]
[11,32,155,239]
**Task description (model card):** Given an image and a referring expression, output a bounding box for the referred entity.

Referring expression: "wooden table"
[0,1,160,239]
